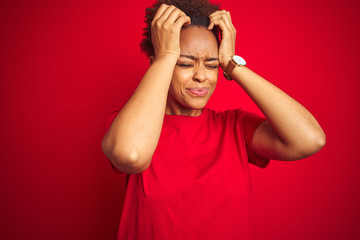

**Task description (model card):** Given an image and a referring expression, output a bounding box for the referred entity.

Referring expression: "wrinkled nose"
[193,65,207,83]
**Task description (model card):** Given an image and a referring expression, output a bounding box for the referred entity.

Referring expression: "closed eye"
[206,65,219,69]
[177,63,193,68]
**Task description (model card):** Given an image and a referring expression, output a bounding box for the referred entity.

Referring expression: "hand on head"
[208,10,236,70]
[151,4,236,71]
[151,4,191,60]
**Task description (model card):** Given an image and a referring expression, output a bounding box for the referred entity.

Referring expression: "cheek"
[209,70,219,84]
[169,72,186,96]
[171,69,194,87]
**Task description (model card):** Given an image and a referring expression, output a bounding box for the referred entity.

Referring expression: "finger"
[208,21,215,30]
[208,20,229,41]
[152,4,169,22]
[157,5,177,23]
[208,15,226,31]
[209,10,226,20]
[218,20,231,38]
[208,11,226,29]
[210,14,225,21]
[209,10,232,22]
[226,11,233,23]
[209,10,224,18]
[220,13,234,32]
[222,11,235,30]
[173,15,191,29]
[208,15,222,30]
[209,13,234,33]
[164,8,188,25]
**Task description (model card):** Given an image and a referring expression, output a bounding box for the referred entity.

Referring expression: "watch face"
[233,55,246,66]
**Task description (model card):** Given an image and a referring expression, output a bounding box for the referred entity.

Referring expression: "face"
[166,26,219,116]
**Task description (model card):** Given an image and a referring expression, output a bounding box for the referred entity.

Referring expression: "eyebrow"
[180,54,219,62]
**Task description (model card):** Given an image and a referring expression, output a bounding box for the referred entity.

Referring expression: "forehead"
[179,26,218,58]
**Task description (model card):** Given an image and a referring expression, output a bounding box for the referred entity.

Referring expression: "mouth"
[186,87,210,97]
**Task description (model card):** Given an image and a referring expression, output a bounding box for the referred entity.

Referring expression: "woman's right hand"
[151,4,191,60]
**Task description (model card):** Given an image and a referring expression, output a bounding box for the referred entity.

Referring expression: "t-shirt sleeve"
[104,107,126,175]
[240,110,270,168]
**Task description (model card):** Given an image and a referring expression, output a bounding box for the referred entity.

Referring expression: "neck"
[165,104,203,117]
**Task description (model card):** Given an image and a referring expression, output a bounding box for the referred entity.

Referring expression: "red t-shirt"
[105,108,270,240]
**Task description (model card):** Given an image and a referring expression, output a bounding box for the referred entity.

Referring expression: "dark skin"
[102,4,326,174]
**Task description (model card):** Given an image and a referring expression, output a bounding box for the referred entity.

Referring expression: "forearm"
[102,56,177,173]
[232,66,325,154]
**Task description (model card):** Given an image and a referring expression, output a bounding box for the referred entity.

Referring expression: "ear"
[149,56,155,65]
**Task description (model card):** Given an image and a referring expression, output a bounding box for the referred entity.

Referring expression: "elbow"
[108,148,151,174]
[102,137,151,174]
[112,151,151,174]
[311,130,326,152]
[316,132,326,150]
[296,131,326,159]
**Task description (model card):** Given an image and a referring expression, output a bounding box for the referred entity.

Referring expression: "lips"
[186,87,210,97]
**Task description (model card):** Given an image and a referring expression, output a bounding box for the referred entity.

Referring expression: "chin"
[185,98,209,109]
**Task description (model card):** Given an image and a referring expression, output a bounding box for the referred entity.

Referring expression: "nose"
[193,65,207,83]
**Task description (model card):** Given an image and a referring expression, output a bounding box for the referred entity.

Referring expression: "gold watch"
[223,55,246,80]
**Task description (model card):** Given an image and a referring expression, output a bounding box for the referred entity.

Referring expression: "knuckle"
[155,21,162,28]
[174,9,183,15]
[163,23,171,30]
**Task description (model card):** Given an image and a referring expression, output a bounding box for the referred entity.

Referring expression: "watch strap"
[223,58,237,80]
[223,55,246,80]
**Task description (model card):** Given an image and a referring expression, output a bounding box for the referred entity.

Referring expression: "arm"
[209,11,326,161]
[102,5,191,173]
[233,67,326,160]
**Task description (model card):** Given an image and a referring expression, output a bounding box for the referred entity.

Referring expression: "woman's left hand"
[208,10,236,70]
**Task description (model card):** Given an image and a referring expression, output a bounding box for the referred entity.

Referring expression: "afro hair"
[140,0,221,57]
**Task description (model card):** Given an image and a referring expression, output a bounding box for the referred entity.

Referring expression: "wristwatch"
[223,55,246,80]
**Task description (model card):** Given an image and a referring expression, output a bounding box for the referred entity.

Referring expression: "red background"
[1,0,359,239]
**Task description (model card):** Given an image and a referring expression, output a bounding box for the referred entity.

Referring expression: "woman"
[102,0,326,239]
